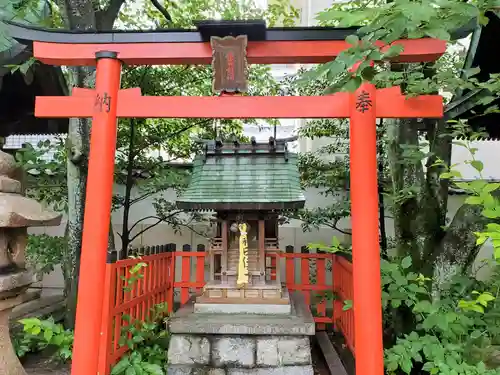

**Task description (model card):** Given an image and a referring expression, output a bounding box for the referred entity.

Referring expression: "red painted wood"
[35,88,442,119]
[99,253,174,373]
[97,264,115,375]
[196,255,205,294]
[72,87,142,97]
[301,257,310,306]
[71,55,122,375]
[34,38,445,66]
[167,255,175,313]
[180,255,191,305]
[270,255,277,281]
[316,258,327,330]
[350,83,383,375]
[335,256,355,353]
[102,251,354,374]
[285,256,295,287]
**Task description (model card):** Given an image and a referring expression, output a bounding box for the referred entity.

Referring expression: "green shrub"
[15,317,73,362]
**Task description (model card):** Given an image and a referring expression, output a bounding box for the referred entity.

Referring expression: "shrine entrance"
[20,19,445,375]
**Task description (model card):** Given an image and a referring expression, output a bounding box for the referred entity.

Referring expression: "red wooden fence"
[98,245,354,374]
[333,255,355,353]
[98,250,175,374]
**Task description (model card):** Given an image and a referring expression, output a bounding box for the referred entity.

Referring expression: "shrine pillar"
[71,51,122,375]
[349,82,384,375]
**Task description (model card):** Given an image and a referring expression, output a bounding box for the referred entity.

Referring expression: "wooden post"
[71,51,121,375]
[221,220,228,284]
[349,82,383,375]
[258,220,265,284]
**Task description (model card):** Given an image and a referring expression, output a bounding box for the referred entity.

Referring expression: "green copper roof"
[177,143,305,211]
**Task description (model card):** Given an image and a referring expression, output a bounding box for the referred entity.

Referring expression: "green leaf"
[470,330,483,339]
[470,179,488,192]
[424,28,450,41]
[125,367,137,375]
[383,44,405,58]
[342,76,362,92]
[142,363,164,375]
[43,329,53,342]
[401,358,413,374]
[484,183,500,193]
[413,300,432,313]
[440,170,462,179]
[470,160,484,173]
[111,357,131,374]
[391,299,402,308]
[331,236,340,248]
[345,34,359,45]
[464,196,483,205]
[401,256,412,269]
[477,292,495,306]
[482,209,500,219]
[495,247,500,260]
[343,300,353,311]
[326,62,347,81]
[386,361,399,372]
[361,66,377,81]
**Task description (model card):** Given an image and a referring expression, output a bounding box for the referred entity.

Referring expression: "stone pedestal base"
[194,289,291,315]
[167,292,315,375]
[0,296,28,375]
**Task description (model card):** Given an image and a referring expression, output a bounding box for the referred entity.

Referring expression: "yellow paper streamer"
[237,222,249,288]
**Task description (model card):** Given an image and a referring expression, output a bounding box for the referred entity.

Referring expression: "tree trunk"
[57,0,125,329]
[386,118,425,263]
[121,120,136,255]
[430,203,488,293]
[416,119,452,273]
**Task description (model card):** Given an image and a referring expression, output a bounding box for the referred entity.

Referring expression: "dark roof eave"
[4,18,475,47]
[176,201,305,211]
[5,20,358,46]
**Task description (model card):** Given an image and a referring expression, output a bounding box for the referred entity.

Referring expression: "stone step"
[10,294,65,331]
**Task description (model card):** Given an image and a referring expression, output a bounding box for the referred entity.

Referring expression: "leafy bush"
[382,256,500,375]
[111,303,170,375]
[26,234,66,275]
[14,317,73,362]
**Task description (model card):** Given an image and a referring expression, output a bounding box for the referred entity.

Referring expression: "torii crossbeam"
[10,20,446,375]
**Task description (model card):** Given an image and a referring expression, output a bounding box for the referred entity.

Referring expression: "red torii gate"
[30,28,445,375]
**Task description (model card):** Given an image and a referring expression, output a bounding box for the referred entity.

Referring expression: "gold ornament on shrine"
[211,35,248,93]
[236,222,250,288]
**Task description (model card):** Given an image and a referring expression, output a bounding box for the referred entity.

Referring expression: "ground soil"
[327,331,355,375]
[22,337,336,375]
[311,337,332,375]
[22,351,70,375]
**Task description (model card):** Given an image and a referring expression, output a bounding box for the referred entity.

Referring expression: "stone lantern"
[0,149,62,375]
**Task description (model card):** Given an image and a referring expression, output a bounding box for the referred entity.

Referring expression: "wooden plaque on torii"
[211,35,248,93]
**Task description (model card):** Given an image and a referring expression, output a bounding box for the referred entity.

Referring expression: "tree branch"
[333,223,352,236]
[128,211,205,243]
[120,119,212,186]
[128,191,157,207]
[128,215,163,233]
[97,0,126,29]
[150,0,172,21]
[129,219,163,243]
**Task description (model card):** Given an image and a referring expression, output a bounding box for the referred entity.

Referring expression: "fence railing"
[99,243,355,374]
[98,249,175,374]
[333,255,355,353]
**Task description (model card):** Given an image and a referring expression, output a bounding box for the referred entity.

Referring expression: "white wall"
[35,177,496,292]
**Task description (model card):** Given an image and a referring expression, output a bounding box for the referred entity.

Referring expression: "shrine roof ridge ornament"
[198,137,295,160]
